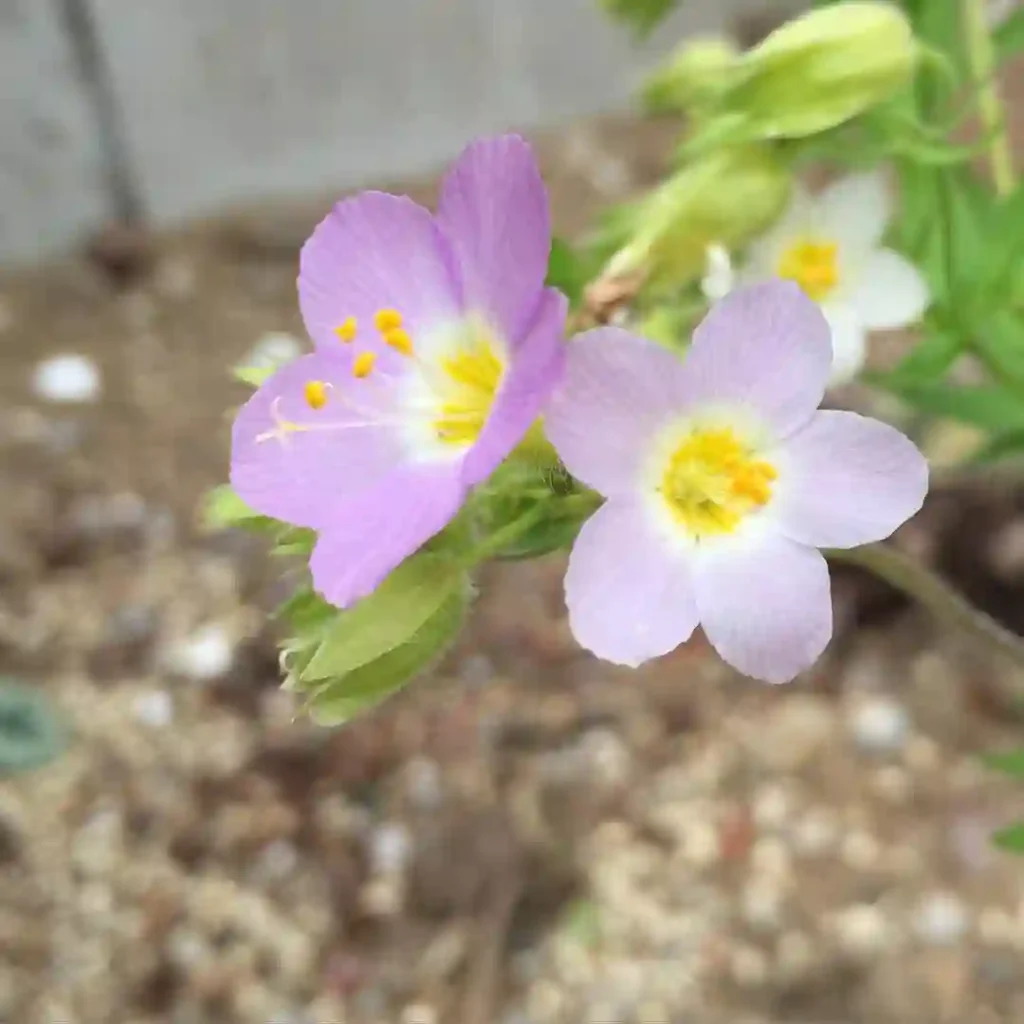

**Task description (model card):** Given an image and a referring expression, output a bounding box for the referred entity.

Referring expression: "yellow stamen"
[777,239,840,302]
[334,316,358,343]
[374,309,403,333]
[660,426,777,537]
[304,380,330,410]
[384,327,414,356]
[352,351,377,379]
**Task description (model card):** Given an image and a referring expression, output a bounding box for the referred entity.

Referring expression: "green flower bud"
[642,36,740,113]
[730,1,917,139]
[610,146,791,289]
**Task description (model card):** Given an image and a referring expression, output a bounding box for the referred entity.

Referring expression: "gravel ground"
[3,110,1024,1024]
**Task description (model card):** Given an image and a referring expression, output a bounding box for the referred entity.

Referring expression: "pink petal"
[462,287,568,487]
[309,465,466,608]
[692,529,832,683]
[681,280,833,438]
[436,135,550,343]
[545,328,690,496]
[564,500,699,667]
[299,192,460,351]
[230,351,406,528]
[773,410,928,548]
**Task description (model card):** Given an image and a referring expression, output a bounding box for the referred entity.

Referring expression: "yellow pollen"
[659,426,777,537]
[352,351,377,379]
[303,380,329,410]
[384,327,414,356]
[433,324,505,446]
[334,316,357,343]
[777,239,840,302]
[374,309,403,333]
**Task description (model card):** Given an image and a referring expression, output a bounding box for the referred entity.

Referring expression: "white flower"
[701,243,736,302]
[740,170,929,386]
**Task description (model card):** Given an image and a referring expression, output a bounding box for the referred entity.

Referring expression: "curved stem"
[829,542,1024,668]
[962,0,1016,197]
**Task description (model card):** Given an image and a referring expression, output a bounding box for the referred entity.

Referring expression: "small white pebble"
[753,783,792,831]
[403,757,443,810]
[360,877,403,917]
[741,880,783,932]
[791,808,839,857]
[132,690,174,728]
[849,697,910,756]
[913,891,969,945]
[32,353,101,403]
[679,820,720,869]
[751,837,792,880]
[841,830,881,871]
[832,904,894,956]
[164,624,234,682]
[370,822,412,876]
[730,945,769,987]
[401,1004,438,1024]
[256,840,299,881]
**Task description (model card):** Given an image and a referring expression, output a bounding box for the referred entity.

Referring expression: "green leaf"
[975,186,1024,299]
[305,588,467,726]
[597,0,681,38]
[884,327,962,386]
[884,381,1024,433]
[546,237,588,308]
[993,821,1024,854]
[983,749,1024,777]
[970,428,1024,465]
[271,526,317,557]
[972,312,1024,387]
[301,552,466,683]
[201,485,277,532]
[233,365,276,387]
[995,9,1024,62]
[494,507,583,561]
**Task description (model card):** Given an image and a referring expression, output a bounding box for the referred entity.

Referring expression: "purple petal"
[773,410,928,549]
[545,328,689,497]
[564,499,699,668]
[681,280,833,438]
[309,465,466,608]
[461,288,568,487]
[436,135,550,343]
[230,351,406,528]
[691,529,832,684]
[299,192,460,351]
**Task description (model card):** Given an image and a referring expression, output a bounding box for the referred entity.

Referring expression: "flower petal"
[299,191,460,350]
[436,135,550,343]
[230,351,406,528]
[742,182,816,276]
[564,500,699,667]
[847,249,929,330]
[817,170,891,256]
[461,287,568,487]
[692,530,832,683]
[680,280,833,437]
[773,410,928,549]
[309,465,466,608]
[545,327,692,496]
[822,302,867,385]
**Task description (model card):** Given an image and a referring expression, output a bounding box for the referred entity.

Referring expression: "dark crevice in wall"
[55,0,144,223]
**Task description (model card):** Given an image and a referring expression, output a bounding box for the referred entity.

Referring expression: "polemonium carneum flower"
[545,280,928,683]
[231,135,567,607]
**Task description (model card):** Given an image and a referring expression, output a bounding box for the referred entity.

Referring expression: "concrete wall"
[0,0,769,266]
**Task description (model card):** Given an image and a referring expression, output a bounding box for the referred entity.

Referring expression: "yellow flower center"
[433,325,504,445]
[659,426,777,537]
[777,238,839,302]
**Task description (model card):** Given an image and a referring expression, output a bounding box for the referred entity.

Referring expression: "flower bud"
[610,146,791,289]
[643,36,740,113]
[730,2,917,139]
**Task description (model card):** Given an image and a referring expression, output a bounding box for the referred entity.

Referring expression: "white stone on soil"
[32,353,101,403]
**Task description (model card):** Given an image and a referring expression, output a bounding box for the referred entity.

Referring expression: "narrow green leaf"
[306,588,467,726]
[983,749,1024,777]
[597,0,682,38]
[272,527,317,557]
[972,312,1024,387]
[201,485,277,532]
[993,821,1024,854]
[885,381,1024,433]
[885,327,962,386]
[233,365,276,387]
[995,9,1024,62]
[302,552,465,683]
[970,428,1024,465]
[546,237,588,308]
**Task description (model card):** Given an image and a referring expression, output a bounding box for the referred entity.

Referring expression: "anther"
[374,309,403,333]
[304,380,330,409]
[353,351,377,379]
[334,317,358,343]
[384,328,414,356]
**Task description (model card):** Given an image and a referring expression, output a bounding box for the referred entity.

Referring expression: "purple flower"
[231,136,567,607]
[545,280,928,683]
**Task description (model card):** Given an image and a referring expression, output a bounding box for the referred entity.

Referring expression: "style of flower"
[545,280,928,683]
[739,170,929,384]
[231,135,567,607]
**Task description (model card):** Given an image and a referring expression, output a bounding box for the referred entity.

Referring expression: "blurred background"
[3,2,1024,1023]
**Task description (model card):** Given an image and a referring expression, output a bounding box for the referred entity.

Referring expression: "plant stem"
[829,543,1024,668]
[962,0,1016,197]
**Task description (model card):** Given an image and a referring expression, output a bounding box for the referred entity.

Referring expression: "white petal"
[816,170,892,256]
[847,249,930,330]
[701,244,736,301]
[743,183,816,276]
[822,303,867,386]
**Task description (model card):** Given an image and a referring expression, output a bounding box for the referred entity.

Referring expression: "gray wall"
[1,0,764,267]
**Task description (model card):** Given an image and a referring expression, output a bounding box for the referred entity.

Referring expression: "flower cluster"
[229,135,928,688]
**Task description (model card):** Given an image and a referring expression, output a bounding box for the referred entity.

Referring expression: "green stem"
[829,543,1024,668]
[461,504,550,566]
[962,0,1016,197]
